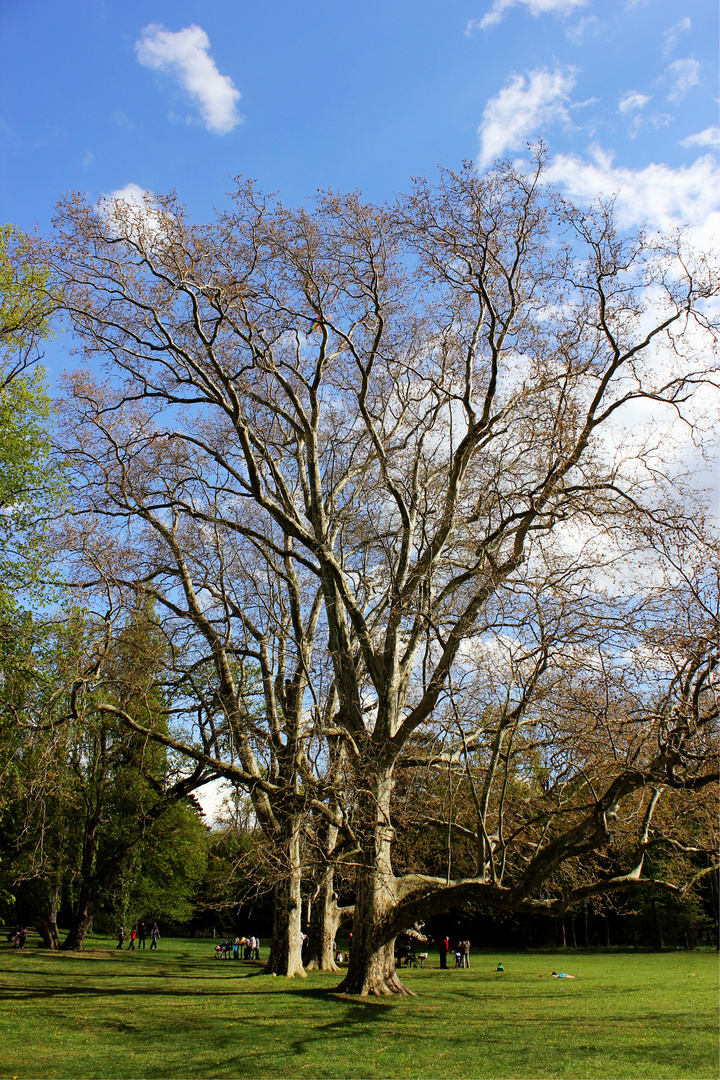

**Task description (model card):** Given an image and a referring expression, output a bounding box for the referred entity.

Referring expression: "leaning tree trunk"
[61,833,130,950]
[337,772,411,996]
[61,887,95,951]
[265,819,306,977]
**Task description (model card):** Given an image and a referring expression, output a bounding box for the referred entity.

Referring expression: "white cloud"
[100,181,152,212]
[544,146,720,232]
[477,67,577,169]
[680,127,720,150]
[618,92,652,138]
[136,24,241,135]
[663,16,691,56]
[467,0,586,32]
[618,92,651,114]
[665,57,700,103]
[97,183,171,244]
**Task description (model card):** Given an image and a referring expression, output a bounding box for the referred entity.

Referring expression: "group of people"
[116,921,160,950]
[438,936,471,969]
[9,926,28,949]
[215,935,260,960]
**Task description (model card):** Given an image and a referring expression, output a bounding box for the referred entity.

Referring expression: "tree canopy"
[24,160,720,990]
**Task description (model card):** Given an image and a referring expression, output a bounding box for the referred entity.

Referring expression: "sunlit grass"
[1,936,717,1079]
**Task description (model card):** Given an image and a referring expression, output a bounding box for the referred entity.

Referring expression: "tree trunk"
[265,820,306,978]
[61,895,94,951]
[304,867,341,971]
[35,913,60,950]
[337,773,412,996]
[27,880,61,949]
[33,886,61,950]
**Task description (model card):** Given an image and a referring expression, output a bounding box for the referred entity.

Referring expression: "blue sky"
[1,0,717,235]
[2,0,715,823]
[0,0,717,394]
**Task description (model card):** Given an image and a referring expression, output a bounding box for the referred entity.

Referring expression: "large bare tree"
[47,157,718,993]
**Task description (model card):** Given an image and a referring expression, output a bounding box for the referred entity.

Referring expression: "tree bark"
[337,774,412,996]
[33,884,61,950]
[264,820,306,977]
[34,914,60,950]
[23,880,61,949]
[60,810,104,951]
[304,866,345,971]
[61,896,95,951]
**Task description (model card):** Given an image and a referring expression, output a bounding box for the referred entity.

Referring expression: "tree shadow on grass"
[289,986,394,1007]
[0,983,277,1003]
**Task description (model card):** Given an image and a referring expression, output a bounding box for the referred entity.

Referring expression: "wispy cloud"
[663,16,691,56]
[111,110,134,131]
[618,92,651,114]
[136,24,242,135]
[618,91,651,137]
[681,127,720,150]
[466,0,586,34]
[665,57,700,103]
[565,15,600,44]
[477,66,577,169]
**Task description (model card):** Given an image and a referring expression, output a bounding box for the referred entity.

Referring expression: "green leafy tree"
[119,799,209,928]
[0,225,63,612]
[0,605,217,949]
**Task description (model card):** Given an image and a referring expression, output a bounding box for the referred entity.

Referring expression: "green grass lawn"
[0,936,717,1079]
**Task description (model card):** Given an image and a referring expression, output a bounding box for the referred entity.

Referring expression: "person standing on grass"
[462,940,471,969]
[128,926,136,950]
[116,925,125,950]
[138,922,147,949]
[439,935,449,969]
[150,922,160,949]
